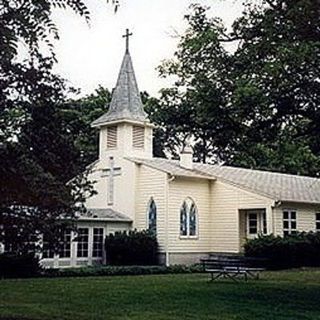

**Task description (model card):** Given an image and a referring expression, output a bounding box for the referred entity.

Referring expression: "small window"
[283,210,297,236]
[93,228,104,258]
[132,126,145,149]
[77,228,89,258]
[59,229,71,258]
[147,198,157,234]
[316,213,320,232]
[107,126,117,149]
[248,213,258,234]
[180,198,198,238]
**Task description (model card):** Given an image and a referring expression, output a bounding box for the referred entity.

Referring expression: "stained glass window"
[189,203,197,236]
[180,199,197,237]
[148,198,157,234]
[180,201,188,236]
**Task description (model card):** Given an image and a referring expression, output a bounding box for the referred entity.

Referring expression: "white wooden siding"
[210,180,274,253]
[167,178,211,253]
[135,165,167,251]
[273,202,320,236]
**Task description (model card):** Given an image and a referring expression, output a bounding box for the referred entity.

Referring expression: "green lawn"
[1,269,320,320]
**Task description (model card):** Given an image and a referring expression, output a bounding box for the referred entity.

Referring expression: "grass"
[1,269,320,320]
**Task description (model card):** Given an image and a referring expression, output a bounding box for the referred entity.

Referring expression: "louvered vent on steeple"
[132,126,145,149]
[107,126,117,149]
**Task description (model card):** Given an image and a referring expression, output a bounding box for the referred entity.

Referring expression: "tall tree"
[60,86,112,167]
[156,1,320,175]
[0,0,105,254]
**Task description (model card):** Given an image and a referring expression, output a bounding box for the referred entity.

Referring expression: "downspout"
[165,174,176,266]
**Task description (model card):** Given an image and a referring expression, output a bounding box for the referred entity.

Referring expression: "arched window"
[147,198,157,234]
[180,198,198,237]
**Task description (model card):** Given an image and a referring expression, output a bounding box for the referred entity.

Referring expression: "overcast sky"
[52,0,244,97]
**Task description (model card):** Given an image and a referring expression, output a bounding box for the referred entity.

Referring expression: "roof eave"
[278,199,320,206]
[78,217,133,222]
[125,157,215,180]
[91,118,156,128]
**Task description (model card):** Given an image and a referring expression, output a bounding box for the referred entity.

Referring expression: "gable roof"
[195,164,320,204]
[126,157,215,180]
[128,157,320,205]
[79,208,132,222]
[91,49,149,127]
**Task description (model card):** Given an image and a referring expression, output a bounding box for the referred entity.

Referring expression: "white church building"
[42,31,320,268]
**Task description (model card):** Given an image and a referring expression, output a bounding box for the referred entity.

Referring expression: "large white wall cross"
[101,157,122,205]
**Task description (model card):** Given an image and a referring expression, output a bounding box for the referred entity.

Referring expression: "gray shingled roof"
[92,50,148,127]
[128,157,320,204]
[126,157,215,180]
[79,208,132,222]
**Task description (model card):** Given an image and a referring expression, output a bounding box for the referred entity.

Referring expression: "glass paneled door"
[245,209,267,239]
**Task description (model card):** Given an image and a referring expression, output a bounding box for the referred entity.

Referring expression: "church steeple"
[92,29,154,161]
[92,29,149,127]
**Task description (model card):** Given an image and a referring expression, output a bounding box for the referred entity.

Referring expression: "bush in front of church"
[244,232,320,269]
[0,253,42,278]
[105,230,159,265]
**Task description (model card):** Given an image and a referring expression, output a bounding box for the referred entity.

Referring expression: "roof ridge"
[196,163,320,181]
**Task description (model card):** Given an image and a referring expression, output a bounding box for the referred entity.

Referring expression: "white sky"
[52,0,244,97]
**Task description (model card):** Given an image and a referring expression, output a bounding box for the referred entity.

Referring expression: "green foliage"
[105,230,159,265]
[0,0,96,255]
[60,86,112,167]
[155,1,320,175]
[244,232,320,269]
[44,264,203,278]
[0,253,42,278]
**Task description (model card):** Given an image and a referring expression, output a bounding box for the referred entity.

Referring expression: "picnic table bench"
[200,255,266,282]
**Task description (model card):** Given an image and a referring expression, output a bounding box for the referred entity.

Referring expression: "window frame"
[283,209,297,236]
[248,213,258,235]
[179,198,198,239]
[92,228,104,258]
[59,229,72,259]
[42,235,55,259]
[77,228,89,258]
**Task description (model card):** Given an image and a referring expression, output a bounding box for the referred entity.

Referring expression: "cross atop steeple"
[122,28,133,53]
[91,28,150,127]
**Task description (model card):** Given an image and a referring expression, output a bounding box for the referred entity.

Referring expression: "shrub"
[105,230,159,265]
[44,264,203,278]
[0,253,42,278]
[244,232,320,269]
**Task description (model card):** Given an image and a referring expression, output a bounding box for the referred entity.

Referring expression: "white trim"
[282,208,297,235]
[179,197,199,239]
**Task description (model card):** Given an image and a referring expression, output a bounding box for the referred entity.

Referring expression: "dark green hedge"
[244,232,320,269]
[105,230,158,265]
[44,264,203,278]
[0,253,42,278]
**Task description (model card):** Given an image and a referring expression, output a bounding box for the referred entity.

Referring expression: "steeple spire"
[92,29,149,127]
